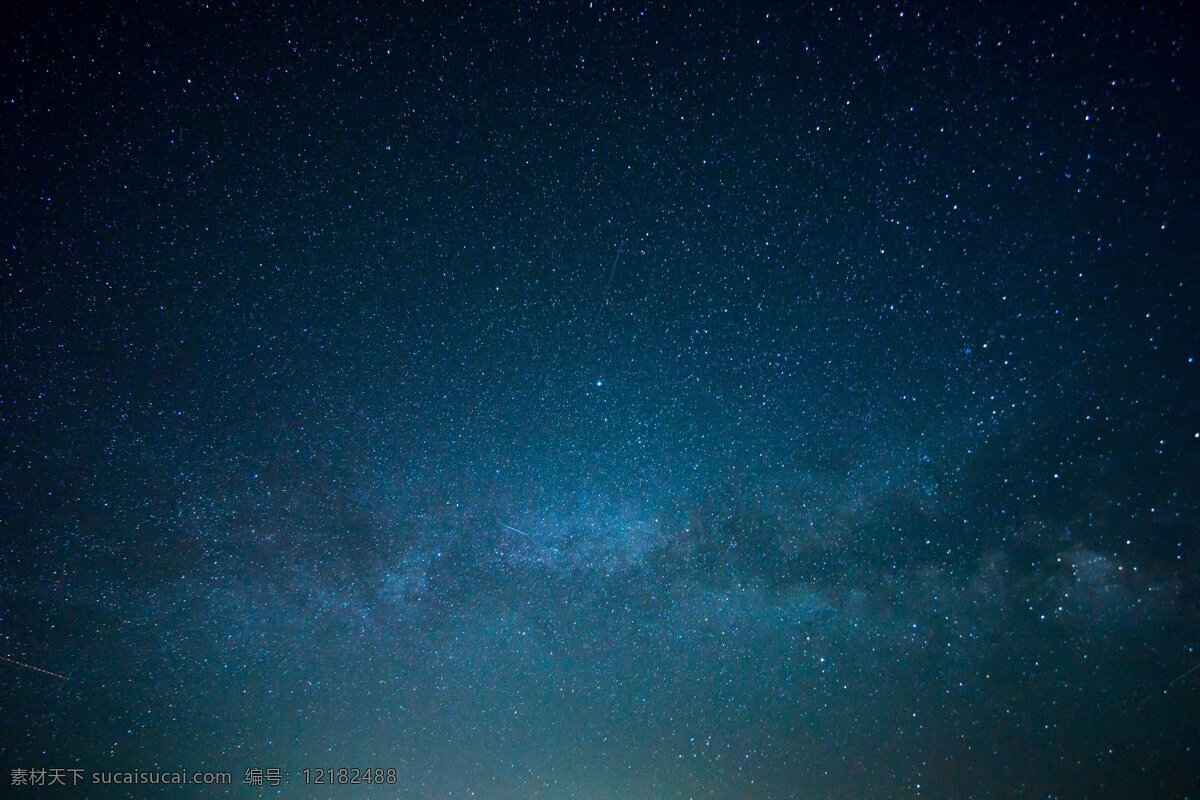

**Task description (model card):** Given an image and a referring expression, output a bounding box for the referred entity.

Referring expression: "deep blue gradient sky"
[2,2,1199,797]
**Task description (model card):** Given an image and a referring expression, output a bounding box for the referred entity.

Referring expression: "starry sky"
[2,1,1199,798]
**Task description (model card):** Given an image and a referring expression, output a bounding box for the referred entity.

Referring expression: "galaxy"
[2,2,1198,797]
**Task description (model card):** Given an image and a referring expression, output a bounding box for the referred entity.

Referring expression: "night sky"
[2,2,1199,798]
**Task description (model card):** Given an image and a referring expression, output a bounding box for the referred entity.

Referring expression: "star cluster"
[2,2,1198,797]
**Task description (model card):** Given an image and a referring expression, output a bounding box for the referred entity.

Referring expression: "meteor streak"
[499,522,531,537]
[600,236,625,307]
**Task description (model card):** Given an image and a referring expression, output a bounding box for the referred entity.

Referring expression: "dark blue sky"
[2,1,1198,797]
